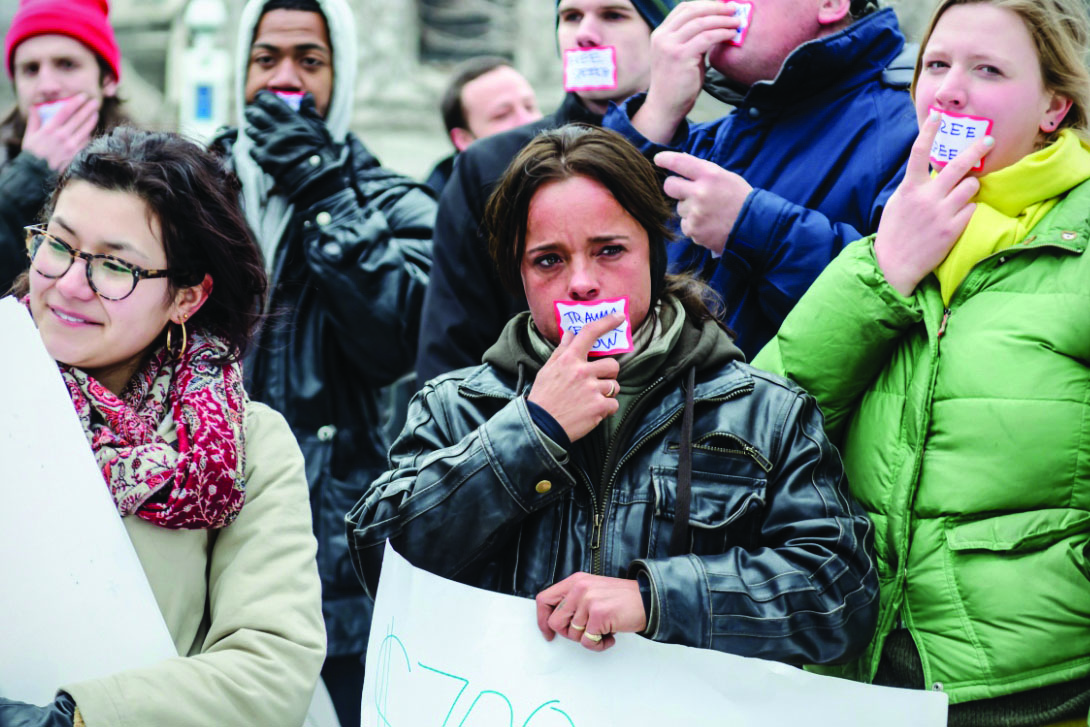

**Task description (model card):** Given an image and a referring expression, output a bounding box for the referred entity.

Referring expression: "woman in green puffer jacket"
[754,1,1090,725]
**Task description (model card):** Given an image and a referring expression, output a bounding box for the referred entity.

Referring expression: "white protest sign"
[929,106,992,171]
[729,2,754,46]
[274,91,305,111]
[554,296,633,356]
[364,543,949,727]
[0,297,176,704]
[564,47,617,92]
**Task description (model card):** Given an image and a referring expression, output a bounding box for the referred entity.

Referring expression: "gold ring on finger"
[605,381,617,398]
[570,623,586,631]
[585,632,603,643]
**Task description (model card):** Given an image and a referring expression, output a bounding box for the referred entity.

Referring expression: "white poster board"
[364,543,948,726]
[0,297,176,703]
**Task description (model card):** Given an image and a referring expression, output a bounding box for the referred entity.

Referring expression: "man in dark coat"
[414,0,679,387]
[603,0,918,356]
[424,55,542,195]
[0,0,131,293]
[213,1,435,725]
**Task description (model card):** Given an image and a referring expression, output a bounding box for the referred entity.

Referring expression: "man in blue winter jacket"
[603,0,917,356]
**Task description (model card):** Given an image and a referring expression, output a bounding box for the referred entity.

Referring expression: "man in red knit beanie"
[0,0,130,294]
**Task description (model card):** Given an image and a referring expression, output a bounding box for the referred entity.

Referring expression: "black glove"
[245,90,345,205]
[0,693,77,727]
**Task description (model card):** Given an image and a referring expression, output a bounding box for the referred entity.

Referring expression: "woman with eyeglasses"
[0,127,325,727]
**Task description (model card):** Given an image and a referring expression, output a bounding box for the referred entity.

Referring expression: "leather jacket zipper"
[590,376,666,573]
[590,379,755,574]
[671,431,773,472]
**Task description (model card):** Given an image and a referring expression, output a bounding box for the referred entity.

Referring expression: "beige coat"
[64,402,326,727]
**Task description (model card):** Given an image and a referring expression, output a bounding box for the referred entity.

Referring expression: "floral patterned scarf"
[61,331,247,529]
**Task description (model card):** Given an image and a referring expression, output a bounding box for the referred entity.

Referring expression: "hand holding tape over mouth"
[34,98,69,125]
[23,94,101,173]
[874,108,993,297]
[634,1,747,144]
[528,306,626,443]
[553,297,633,357]
[727,1,754,47]
[928,106,994,172]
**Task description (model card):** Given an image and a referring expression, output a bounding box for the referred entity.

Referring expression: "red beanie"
[4,0,121,81]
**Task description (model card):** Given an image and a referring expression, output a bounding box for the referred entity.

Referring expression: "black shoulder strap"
[669,367,697,557]
[882,42,920,90]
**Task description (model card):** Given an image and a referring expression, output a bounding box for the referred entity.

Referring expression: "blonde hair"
[911,0,1090,143]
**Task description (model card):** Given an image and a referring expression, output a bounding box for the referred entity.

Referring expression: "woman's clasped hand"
[536,572,647,652]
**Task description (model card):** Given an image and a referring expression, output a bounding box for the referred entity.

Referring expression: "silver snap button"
[317,424,337,441]
[748,106,760,118]
[308,154,321,167]
[1061,231,1078,241]
[315,211,332,226]
[931,682,944,692]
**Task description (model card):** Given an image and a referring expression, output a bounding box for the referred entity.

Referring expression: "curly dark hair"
[15,126,267,363]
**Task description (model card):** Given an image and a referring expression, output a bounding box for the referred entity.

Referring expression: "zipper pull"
[937,308,951,339]
[591,514,603,550]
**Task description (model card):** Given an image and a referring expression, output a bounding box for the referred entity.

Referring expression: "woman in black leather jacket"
[348,125,878,665]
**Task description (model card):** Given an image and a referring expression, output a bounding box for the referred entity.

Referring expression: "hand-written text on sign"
[373,622,578,727]
[362,542,949,726]
[929,106,993,171]
[554,297,633,357]
[729,2,754,46]
[564,47,617,92]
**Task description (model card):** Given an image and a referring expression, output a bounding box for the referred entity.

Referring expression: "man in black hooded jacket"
[212,0,435,724]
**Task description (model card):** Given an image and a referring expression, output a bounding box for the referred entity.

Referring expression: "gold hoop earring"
[166,315,188,360]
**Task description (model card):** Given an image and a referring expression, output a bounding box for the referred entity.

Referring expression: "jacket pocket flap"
[650,466,766,529]
[945,509,1090,552]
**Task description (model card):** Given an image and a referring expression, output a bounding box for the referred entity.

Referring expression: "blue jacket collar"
[740,8,905,110]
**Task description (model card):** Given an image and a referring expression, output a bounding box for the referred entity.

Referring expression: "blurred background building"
[0,0,936,181]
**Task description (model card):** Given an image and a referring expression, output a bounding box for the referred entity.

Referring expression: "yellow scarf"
[935,129,1090,303]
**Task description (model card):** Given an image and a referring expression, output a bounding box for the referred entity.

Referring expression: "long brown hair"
[912,0,1090,144]
[484,123,723,323]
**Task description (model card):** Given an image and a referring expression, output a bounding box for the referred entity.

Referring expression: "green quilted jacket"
[754,178,1090,705]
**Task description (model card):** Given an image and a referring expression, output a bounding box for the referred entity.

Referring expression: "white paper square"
[564,47,617,92]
